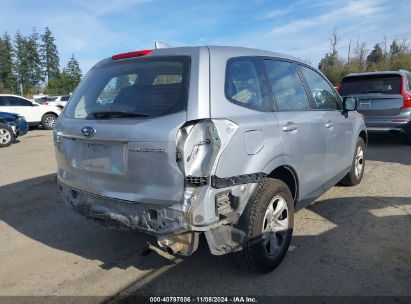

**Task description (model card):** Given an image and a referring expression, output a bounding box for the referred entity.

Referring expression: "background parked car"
[0,94,61,130]
[34,96,58,104]
[338,70,411,144]
[43,95,70,109]
[0,112,28,147]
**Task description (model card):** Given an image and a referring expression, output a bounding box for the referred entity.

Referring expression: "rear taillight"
[401,92,411,110]
[400,77,411,110]
[44,102,48,105]
[112,49,152,60]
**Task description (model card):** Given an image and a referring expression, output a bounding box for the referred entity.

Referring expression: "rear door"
[298,64,353,188]
[339,74,403,119]
[263,59,327,201]
[55,56,192,205]
[5,96,42,122]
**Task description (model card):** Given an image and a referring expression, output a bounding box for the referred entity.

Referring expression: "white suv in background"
[0,94,61,130]
[44,95,71,109]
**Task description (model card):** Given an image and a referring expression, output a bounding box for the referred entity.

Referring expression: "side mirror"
[343,97,358,111]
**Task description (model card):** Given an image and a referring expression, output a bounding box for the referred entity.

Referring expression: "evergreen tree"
[390,40,401,58]
[45,54,83,94]
[41,27,60,81]
[45,69,71,94]
[14,31,30,95]
[0,32,17,92]
[65,54,82,92]
[366,44,384,65]
[26,28,43,92]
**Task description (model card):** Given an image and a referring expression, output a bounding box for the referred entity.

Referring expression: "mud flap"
[204,225,245,255]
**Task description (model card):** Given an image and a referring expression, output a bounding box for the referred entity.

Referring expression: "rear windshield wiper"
[89,111,149,119]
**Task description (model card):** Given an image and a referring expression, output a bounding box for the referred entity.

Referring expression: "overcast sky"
[1,0,410,74]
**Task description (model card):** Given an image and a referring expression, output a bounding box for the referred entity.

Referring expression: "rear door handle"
[325,120,334,128]
[281,122,298,132]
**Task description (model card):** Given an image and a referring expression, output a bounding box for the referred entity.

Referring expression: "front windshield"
[64,56,190,119]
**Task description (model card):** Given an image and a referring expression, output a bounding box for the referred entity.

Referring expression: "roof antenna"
[155,41,171,49]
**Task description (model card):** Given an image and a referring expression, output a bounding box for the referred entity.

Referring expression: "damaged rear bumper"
[58,180,187,235]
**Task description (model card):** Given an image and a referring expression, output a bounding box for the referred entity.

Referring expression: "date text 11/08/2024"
[149,296,258,303]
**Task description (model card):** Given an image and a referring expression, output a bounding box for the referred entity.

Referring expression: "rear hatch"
[339,74,403,118]
[55,55,190,205]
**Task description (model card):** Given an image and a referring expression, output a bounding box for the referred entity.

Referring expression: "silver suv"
[54,46,367,272]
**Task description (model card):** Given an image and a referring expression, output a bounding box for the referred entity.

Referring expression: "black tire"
[405,133,411,145]
[235,178,294,272]
[41,113,57,130]
[339,137,366,186]
[0,124,14,148]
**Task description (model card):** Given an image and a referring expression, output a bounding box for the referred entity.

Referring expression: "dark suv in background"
[338,70,411,144]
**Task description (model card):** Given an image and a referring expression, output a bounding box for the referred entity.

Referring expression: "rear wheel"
[405,132,411,145]
[41,113,57,130]
[0,125,14,148]
[235,179,294,272]
[340,137,365,186]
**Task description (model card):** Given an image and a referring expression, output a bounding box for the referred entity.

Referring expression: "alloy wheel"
[0,128,11,144]
[262,195,289,256]
[355,145,364,177]
[45,116,56,129]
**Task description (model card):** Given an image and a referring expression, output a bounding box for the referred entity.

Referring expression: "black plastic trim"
[185,176,208,187]
[211,172,267,189]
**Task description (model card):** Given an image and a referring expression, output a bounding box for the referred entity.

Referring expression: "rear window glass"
[64,56,190,119]
[339,75,401,95]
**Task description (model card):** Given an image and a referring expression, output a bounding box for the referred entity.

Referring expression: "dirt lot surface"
[0,130,410,299]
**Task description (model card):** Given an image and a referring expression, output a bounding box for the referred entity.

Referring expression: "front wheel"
[41,113,57,130]
[235,179,294,272]
[0,125,14,148]
[340,137,366,186]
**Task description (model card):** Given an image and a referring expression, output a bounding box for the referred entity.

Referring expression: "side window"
[299,65,341,110]
[264,60,310,111]
[61,95,70,101]
[8,97,32,106]
[0,96,8,106]
[225,58,269,111]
